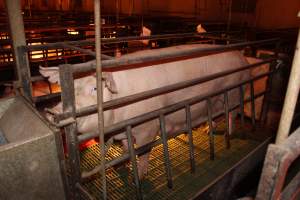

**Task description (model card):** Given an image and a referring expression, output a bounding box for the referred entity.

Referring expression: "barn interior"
[0,1,300,200]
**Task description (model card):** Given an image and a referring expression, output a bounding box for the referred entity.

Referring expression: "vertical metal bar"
[250,81,256,128]
[59,64,81,200]
[94,0,107,199]
[276,16,300,144]
[5,0,32,100]
[159,114,173,188]
[239,86,245,127]
[125,126,143,200]
[260,71,273,125]
[224,92,231,149]
[126,126,143,199]
[185,104,196,173]
[207,98,215,160]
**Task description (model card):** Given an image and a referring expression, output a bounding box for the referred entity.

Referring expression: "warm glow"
[67,28,79,35]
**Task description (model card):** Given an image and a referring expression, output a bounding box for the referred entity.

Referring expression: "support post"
[5,0,32,100]
[275,12,300,144]
[94,0,107,199]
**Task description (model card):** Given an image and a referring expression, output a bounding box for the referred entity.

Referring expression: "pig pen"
[12,32,282,200]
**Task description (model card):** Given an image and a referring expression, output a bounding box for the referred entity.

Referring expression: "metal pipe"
[250,81,256,128]
[62,43,113,60]
[59,64,81,199]
[5,0,32,99]
[239,85,245,126]
[224,92,230,149]
[58,59,275,120]
[86,91,267,177]
[207,98,215,160]
[276,14,300,144]
[185,104,196,173]
[125,126,142,200]
[23,31,239,51]
[78,70,275,143]
[71,39,279,74]
[94,0,107,199]
[159,114,173,188]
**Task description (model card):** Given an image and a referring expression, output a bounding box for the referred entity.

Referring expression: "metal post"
[250,81,256,129]
[59,64,81,199]
[224,92,230,149]
[126,126,143,200]
[239,85,245,127]
[5,0,32,100]
[276,13,300,144]
[159,114,173,189]
[94,0,107,199]
[185,104,196,173]
[207,98,215,160]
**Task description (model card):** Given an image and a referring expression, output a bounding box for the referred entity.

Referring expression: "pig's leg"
[134,128,157,179]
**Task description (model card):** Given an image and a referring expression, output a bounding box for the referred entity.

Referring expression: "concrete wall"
[255,0,300,29]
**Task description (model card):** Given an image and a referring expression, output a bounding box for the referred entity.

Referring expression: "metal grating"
[80,124,260,200]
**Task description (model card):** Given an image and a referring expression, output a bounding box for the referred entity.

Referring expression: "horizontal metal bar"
[22,31,238,51]
[78,70,274,143]
[71,38,279,73]
[57,59,275,119]
[95,91,267,174]
[33,92,61,103]
[61,43,113,60]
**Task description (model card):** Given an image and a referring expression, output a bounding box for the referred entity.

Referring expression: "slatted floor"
[80,124,262,200]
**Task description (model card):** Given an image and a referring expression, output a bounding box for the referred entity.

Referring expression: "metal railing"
[14,26,280,200]
[52,48,278,200]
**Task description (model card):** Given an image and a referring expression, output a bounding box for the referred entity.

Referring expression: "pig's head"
[39,66,117,109]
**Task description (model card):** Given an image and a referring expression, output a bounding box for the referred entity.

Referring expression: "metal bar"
[76,183,95,200]
[185,104,196,173]
[59,64,81,199]
[33,92,61,103]
[125,126,143,200]
[78,70,275,143]
[17,46,32,100]
[86,91,267,177]
[250,81,256,128]
[159,114,173,188]
[276,14,300,144]
[5,0,32,100]
[22,31,243,51]
[94,0,107,199]
[207,98,215,160]
[224,92,230,149]
[62,43,113,60]
[60,59,275,120]
[71,39,279,74]
[239,85,245,127]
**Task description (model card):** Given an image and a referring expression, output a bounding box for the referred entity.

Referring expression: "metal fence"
[43,42,278,200]
[15,26,280,200]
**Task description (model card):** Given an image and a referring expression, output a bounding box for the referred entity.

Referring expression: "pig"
[196,24,207,33]
[40,44,250,179]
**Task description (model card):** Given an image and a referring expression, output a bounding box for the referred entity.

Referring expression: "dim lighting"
[67,28,79,35]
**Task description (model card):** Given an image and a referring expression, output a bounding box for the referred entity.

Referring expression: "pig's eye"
[91,87,97,94]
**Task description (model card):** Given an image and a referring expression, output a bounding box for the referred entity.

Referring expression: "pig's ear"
[102,72,118,94]
[39,66,60,84]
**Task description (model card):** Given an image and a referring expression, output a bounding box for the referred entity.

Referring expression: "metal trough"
[0,96,66,200]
